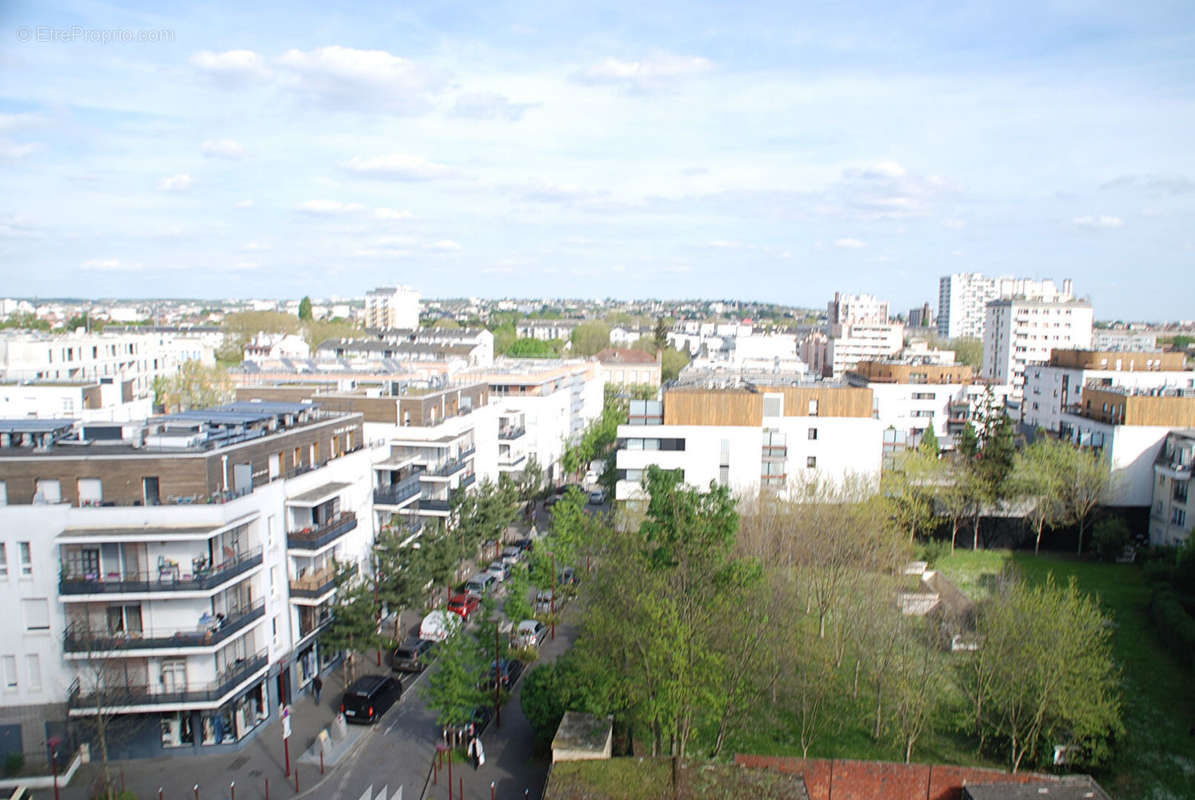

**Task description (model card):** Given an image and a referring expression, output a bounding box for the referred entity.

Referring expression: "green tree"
[373,526,430,639]
[503,564,534,623]
[963,574,1122,771]
[432,317,461,329]
[422,626,488,734]
[1053,444,1113,555]
[653,317,671,351]
[660,347,689,382]
[507,337,559,358]
[919,422,939,456]
[882,448,941,544]
[298,296,313,321]
[1011,437,1067,555]
[949,337,984,368]
[451,478,519,559]
[66,312,103,332]
[491,322,518,355]
[155,360,234,412]
[320,573,386,685]
[570,321,611,356]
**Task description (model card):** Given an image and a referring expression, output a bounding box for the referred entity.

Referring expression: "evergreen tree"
[298,296,313,321]
[918,422,940,456]
[653,317,670,351]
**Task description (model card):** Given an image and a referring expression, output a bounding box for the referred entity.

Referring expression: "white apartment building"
[981,299,1093,395]
[813,323,904,378]
[0,331,217,405]
[595,348,661,389]
[1022,350,1192,433]
[0,380,153,422]
[614,384,883,502]
[828,292,890,325]
[937,274,1074,341]
[364,286,420,331]
[1150,431,1194,546]
[514,320,581,342]
[0,404,375,759]
[1092,329,1158,352]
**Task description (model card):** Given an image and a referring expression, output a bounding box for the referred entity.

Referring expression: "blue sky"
[1,1,1193,319]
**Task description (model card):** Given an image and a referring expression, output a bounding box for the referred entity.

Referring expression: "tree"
[963,574,1122,771]
[298,296,313,321]
[422,626,488,737]
[570,321,611,356]
[154,360,234,412]
[373,526,431,638]
[1011,438,1067,555]
[432,317,461,329]
[320,573,386,686]
[503,564,534,623]
[1053,444,1113,555]
[660,347,689,382]
[949,337,984,368]
[653,317,671,351]
[882,449,941,544]
[887,619,946,763]
[919,422,940,456]
[507,337,560,358]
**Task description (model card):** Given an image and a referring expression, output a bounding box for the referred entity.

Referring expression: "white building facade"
[937,274,1074,341]
[981,299,1093,395]
[364,286,421,331]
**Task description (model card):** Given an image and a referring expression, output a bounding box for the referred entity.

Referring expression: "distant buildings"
[1151,431,1193,546]
[595,348,661,389]
[907,303,933,329]
[937,274,1074,341]
[317,328,494,367]
[981,298,1093,395]
[364,286,420,331]
[828,292,889,325]
[1092,329,1158,352]
[515,320,581,342]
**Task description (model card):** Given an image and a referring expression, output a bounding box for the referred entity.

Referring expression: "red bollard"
[266,778,270,800]
[230,781,236,800]
[433,754,439,785]
[158,789,163,800]
[320,750,325,775]
[295,767,300,793]
[121,768,126,792]
[194,784,199,800]
[492,780,496,800]
[459,777,463,799]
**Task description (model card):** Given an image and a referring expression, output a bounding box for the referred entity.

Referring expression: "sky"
[1,1,1193,320]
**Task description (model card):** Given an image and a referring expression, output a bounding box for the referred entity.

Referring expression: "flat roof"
[287,481,352,507]
[0,418,78,435]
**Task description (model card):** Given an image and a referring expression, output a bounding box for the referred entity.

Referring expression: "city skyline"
[2,1,1193,317]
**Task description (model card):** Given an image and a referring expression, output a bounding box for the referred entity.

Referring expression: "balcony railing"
[63,599,266,653]
[430,457,469,477]
[59,548,263,596]
[289,562,357,599]
[498,453,527,468]
[286,512,357,550]
[373,473,422,506]
[459,473,476,489]
[67,650,268,710]
[419,498,452,513]
[499,427,525,440]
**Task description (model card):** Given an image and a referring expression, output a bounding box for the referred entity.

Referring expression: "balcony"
[67,650,269,712]
[498,453,527,469]
[59,548,263,596]
[286,512,357,551]
[499,427,526,441]
[419,498,452,513]
[289,562,357,600]
[429,457,469,478]
[459,473,476,490]
[63,599,266,654]
[373,472,422,507]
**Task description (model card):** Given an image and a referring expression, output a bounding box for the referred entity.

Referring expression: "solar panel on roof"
[0,419,78,434]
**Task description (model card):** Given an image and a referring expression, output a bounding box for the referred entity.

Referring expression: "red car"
[447,593,480,620]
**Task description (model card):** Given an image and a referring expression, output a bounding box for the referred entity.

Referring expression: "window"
[26,654,41,691]
[78,477,103,506]
[763,395,783,417]
[806,456,817,469]
[912,392,936,400]
[808,428,818,440]
[0,480,6,506]
[270,567,278,597]
[0,544,6,577]
[22,599,49,631]
[2,656,16,690]
[18,542,31,576]
[1173,509,1187,527]
[34,479,61,504]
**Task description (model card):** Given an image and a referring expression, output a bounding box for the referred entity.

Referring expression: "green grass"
[545,758,810,799]
[933,548,1011,601]
[1011,554,1195,800]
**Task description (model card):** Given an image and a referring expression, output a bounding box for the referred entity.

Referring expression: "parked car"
[516,619,548,649]
[420,610,462,641]
[513,538,534,553]
[588,489,606,505]
[501,546,523,565]
[543,495,561,509]
[486,561,511,582]
[465,572,498,596]
[481,658,524,691]
[447,593,481,620]
[535,589,557,615]
[392,637,437,673]
[340,674,402,724]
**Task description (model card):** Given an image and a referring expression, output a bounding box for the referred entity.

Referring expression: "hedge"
[1149,587,1195,671]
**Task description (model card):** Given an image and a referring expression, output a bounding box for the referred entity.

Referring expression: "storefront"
[158,680,269,750]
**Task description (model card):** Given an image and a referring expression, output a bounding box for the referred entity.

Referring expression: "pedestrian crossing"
[357,784,401,800]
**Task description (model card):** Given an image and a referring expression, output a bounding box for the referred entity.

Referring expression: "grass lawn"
[545,758,811,799]
[938,548,1195,799]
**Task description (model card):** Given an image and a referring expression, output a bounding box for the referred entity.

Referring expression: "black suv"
[341,674,402,724]
[392,637,437,673]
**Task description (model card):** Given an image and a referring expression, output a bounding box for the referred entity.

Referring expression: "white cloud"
[1074,215,1123,229]
[342,155,457,181]
[374,208,414,220]
[276,46,440,113]
[159,173,193,192]
[81,258,141,271]
[235,199,254,208]
[834,238,867,249]
[242,241,271,251]
[707,240,741,249]
[943,218,967,230]
[844,161,907,180]
[296,200,365,215]
[191,50,270,83]
[201,139,246,160]
[449,91,535,121]
[0,141,38,159]
[576,54,713,90]
[427,240,462,251]
[0,113,48,132]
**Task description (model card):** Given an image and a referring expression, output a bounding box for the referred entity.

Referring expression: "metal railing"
[430,457,469,477]
[419,498,452,512]
[498,427,525,440]
[373,473,423,506]
[286,512,358,550]
[64,599,265,653]
[67,650,269,710]
[59,547,263,595]
[289,562,357,599]
[459,473,476,489]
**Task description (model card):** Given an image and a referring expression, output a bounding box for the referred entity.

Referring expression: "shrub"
[3,751,24,776]
[917,539,952,568]
[1093,518,1130,562]
[1148,587,1195,671]
[1143,560,1176,585]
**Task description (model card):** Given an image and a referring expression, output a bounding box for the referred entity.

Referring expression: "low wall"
[0,748,83,791]
[733,755,1058,800]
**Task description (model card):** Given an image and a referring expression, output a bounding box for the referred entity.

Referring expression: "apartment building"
[1093,329,1159,352]
[364,286,420,331]
[614,382,882,502]
[595,348,661,389]
[0,379,153,422]
[0,403,373,759]
[0,331,217,406]
[828,292,889,325]
[937,274,1074,341]
[317,328,494,367]
[514,320,581,342]
[1021,349,1191,433]
[1150,431,1194,546]
[807,323,904,378]
[1057,385,1195,507]
[981,299,1094,394]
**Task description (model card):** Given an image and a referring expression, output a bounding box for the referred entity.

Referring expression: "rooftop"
[595,348,658,365]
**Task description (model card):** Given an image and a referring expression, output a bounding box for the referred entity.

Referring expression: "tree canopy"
[570,321,611,356]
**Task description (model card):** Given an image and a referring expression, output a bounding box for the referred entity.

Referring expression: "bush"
[1093,518,1130,562]
[1143,560,1176,585]
[3,751,24,776]
[1149,587,1195,671]
[916,539,952,568]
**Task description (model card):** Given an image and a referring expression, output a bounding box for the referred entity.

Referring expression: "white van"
[419,610,461,642]
[465,572,497,596]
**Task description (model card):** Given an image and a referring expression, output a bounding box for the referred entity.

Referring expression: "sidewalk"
[60,663,368,800]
